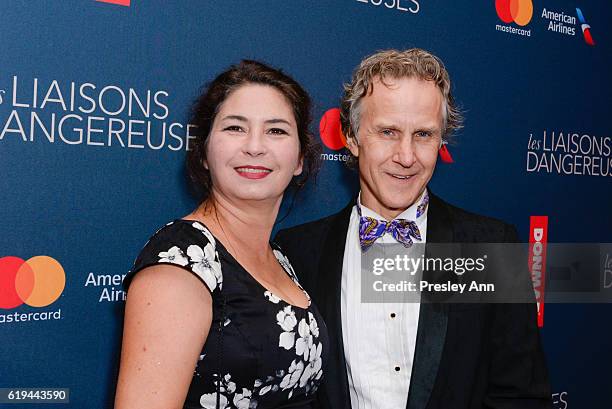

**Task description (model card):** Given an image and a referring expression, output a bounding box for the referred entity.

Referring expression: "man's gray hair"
[340,48,463,166]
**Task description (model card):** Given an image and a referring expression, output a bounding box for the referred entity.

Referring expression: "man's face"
[347,76,444,220]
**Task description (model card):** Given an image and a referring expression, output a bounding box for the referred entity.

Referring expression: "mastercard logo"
[495,0,533,27]
[319,108,347,151]
[0,256,66,309]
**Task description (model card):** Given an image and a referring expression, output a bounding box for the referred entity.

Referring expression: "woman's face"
[204,84,303,205]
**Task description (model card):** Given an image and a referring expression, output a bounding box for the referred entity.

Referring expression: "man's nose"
[393,136,416,167]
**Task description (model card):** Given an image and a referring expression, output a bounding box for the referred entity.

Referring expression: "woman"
[114,60,326,409]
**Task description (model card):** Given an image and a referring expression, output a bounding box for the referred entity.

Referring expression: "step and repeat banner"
[1,1,610,408]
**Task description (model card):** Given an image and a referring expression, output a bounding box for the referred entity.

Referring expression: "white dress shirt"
[341,190,428,409]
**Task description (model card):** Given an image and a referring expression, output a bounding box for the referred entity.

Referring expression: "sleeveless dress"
[123,220,328,409]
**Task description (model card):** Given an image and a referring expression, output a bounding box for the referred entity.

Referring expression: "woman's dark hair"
[187,60,321,202]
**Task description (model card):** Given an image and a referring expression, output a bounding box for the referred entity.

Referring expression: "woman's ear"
[293,155,304,176]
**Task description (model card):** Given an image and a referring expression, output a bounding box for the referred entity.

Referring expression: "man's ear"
[346,135,359,157]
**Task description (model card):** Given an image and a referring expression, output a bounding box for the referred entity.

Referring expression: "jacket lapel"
[406,192,451,409]
[316,202,353,409]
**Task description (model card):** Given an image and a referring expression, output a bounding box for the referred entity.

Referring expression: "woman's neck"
[191,192,281,258]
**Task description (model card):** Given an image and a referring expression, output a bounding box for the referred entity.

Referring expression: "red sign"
[528,216,548,327]
[97,0,131,6]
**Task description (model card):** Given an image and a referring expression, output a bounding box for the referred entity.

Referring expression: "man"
[275,49,551,409]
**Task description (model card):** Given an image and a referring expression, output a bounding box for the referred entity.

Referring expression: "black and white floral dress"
[124,220,328,409]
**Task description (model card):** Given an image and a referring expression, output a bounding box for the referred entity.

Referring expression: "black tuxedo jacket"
[275,192,551,409]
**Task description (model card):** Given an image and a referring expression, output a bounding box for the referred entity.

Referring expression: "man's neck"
[358,189,427,221]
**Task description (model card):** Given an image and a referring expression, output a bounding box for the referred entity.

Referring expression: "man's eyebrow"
[415,125,442,133]
[373,122,400,129]
[371,123,441,132]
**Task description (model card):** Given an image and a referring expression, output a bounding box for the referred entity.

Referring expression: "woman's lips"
[234,166,272,179]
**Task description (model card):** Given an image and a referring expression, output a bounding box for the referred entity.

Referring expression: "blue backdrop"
[1,1,610,408]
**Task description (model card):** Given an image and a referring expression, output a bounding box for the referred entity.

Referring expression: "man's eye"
[416,131,431,138]
[381,129,395,137]
[268,128,288,135]
[223,125,243,132]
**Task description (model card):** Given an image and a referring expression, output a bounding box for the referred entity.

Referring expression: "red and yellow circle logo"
[495,0,533,26]
[319,108,347,150]
[0,256,65,309]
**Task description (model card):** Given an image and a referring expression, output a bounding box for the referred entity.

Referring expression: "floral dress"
[124,220,328,409]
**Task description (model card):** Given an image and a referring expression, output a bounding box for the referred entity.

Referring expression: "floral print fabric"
[125,220,328,409]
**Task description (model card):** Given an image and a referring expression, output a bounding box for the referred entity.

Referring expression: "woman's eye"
[268,128,288,135]
[223,125,243,132]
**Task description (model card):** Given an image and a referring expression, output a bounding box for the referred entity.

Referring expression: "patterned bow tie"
[358,191,429,252]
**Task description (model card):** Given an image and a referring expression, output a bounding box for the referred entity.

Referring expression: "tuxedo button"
[390,313,396,318]
[395,366,400,372]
